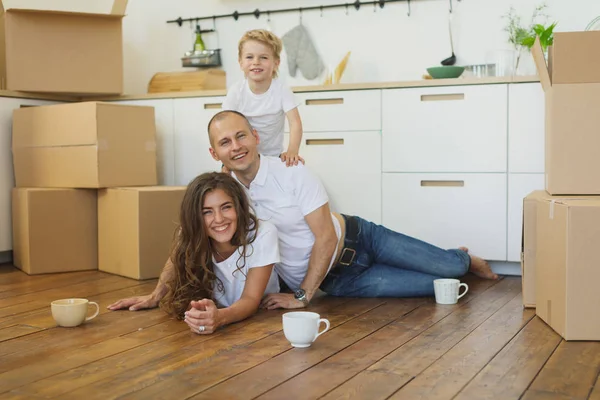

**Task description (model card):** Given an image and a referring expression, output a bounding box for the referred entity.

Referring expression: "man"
[108,110,497,314]
[207,110,497,310]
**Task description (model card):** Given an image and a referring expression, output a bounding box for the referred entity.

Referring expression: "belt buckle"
[338,248,356,266]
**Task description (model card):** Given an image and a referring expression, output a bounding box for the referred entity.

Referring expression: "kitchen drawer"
[173,97,224,185]
[508,83,545,173]
[382,173,507,261]
[382,85,508,173]
[507,173,545,262]
[284,131,381,224]
[285,90,381,133]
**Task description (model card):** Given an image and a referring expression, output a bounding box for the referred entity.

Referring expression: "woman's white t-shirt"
[222,78,299,157]
[212,220,281,308]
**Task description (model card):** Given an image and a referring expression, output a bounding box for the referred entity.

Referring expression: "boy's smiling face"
[239,40,280,83]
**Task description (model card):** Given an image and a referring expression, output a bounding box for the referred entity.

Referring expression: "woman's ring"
[198,325,206,333]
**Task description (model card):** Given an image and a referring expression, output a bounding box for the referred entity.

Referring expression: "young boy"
[222,29,304,167]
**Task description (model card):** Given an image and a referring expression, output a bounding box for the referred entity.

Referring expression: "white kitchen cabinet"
[0,98,59,252]
[284,131,382,224]
[507,173,545,262]
[285,90,381,133]
[382,173,507,261]
[112,99,175,185]
[173,97,225,186]
[508,83,545,173]
[382,85,508,173]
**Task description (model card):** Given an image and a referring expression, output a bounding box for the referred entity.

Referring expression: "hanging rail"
[166,0,459,26]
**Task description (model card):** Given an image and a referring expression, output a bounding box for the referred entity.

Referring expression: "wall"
[120,0,600,94]
[4,0,600,94]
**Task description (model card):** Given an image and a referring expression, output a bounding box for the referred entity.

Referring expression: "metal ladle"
[441,13,456,66]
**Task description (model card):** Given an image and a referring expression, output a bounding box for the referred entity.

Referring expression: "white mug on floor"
[433,279,469,305]
[282,311,330,348]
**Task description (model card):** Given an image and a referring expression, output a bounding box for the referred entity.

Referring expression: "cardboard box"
[532,33,600,195]
[12,188,98,275]
[536,196,600,340]
[521,190,552,308]
[98,186,186,280]
[12,102,158,188]
[0,0,128,95]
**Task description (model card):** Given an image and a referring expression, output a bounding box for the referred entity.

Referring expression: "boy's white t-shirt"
[222,78,299,157]
[212,220,281,308]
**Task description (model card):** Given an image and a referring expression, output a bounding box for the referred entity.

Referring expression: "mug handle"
[86,301,100,321]
[313,318,330,341]
[457,283,469,300]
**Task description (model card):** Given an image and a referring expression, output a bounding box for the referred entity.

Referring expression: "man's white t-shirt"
[232,156,342,290]
[212,220,281,307]
[222,78,299,157]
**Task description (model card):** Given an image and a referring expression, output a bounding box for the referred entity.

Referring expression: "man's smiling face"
[208,111,261,174]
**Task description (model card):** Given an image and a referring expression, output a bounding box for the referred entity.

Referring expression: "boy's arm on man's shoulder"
[285,107,303,156]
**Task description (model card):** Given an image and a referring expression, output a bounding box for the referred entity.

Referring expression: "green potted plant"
[503,4,556,72]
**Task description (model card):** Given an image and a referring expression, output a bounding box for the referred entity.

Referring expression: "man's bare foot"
[459,246,498,280]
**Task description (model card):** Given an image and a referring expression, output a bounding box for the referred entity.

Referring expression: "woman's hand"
[184,299,221,334]
[107,294,159,311]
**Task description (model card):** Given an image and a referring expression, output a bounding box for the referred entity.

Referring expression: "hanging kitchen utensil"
[441,11,456,65]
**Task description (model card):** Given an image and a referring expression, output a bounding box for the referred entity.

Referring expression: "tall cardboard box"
[12,188,98,275]
[536,197,600,340]
[532,33,600,195]
[521,190,552,308]
[98,186,186,280]
[0,0,128,95]
[12,102,158,188]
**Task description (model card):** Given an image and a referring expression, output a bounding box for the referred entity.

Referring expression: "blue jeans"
[319,215,471,297]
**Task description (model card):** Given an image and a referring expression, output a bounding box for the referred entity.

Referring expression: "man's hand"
[280,152,305,167]
[260,293,306,310]
[107,294,159,311]
[184,299,221,334]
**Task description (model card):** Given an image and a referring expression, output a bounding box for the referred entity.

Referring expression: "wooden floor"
[1,265,600,400]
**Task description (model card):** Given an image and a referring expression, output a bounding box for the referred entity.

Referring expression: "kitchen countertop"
[0,75,540,102]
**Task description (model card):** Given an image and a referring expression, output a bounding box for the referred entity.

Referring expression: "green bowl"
[426,66,465,79]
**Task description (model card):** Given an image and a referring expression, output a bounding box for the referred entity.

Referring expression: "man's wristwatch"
[294,289,309,306]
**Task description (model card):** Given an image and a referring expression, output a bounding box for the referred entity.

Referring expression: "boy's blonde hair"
[238,29,282,78]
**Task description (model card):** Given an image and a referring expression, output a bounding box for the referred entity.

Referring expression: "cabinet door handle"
[204,103,222,109]
[420,180,464,187]
[305,98,344,106]
[420,93,465,102]
[306,139,344,146]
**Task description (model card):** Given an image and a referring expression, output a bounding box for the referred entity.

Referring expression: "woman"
[107,172,280,335]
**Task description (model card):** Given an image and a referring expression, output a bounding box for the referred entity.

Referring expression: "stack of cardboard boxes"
[7,1,187,280]
[522,32,600,340]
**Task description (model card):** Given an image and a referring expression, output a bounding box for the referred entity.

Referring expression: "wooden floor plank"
[453,317,561,400]
[190,298,424,400]
[0,276,141,319]
[0,270,103,299]
[254,276,504,400]
[520,341,600,400]
[0,281,157,331]
[64,298,385,400]
[10,296,351,399]
[588,372,600,400]
[317,277,521,400]
[388,294,535,399]
[0,308,172,377]
[0,325,44,342]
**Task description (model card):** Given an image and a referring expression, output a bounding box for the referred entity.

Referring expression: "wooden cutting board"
[147,69,226,93]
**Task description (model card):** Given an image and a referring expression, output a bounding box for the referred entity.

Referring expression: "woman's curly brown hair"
[160,172,258,319]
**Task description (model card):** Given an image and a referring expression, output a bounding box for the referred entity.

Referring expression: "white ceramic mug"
[282,311,330,348]
[51,298,99,327]
[433,279,469,305]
